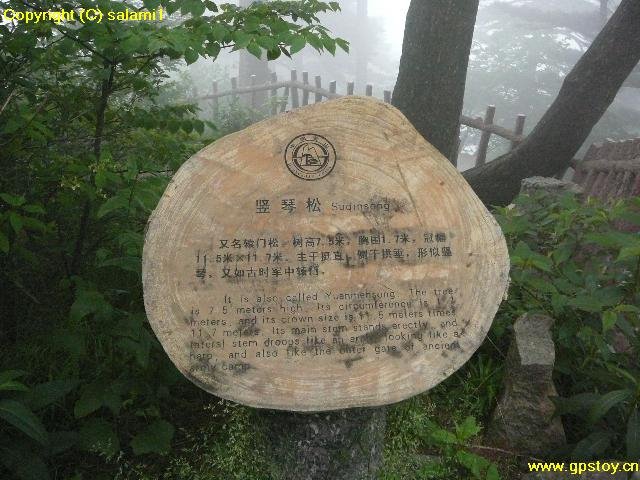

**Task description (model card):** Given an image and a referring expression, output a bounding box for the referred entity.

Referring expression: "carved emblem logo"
[284,133,337,181]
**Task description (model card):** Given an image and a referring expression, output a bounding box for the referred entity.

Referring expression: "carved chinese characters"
[142,97,510,411]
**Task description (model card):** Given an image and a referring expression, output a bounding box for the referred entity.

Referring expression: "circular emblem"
[284,133,337,181]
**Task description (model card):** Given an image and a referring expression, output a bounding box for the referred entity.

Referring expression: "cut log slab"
[142,96,510,412]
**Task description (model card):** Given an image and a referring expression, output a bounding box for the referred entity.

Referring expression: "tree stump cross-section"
[142,96,510,412]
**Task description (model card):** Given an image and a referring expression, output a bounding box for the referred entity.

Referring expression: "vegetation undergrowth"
[1,0,349,477]
[381,191,640,479]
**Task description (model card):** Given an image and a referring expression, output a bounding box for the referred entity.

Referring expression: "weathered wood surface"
[475,105,496,167]
[573,138,640,200]
[142,96,510,411]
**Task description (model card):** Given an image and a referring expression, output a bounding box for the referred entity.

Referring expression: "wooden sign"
[142,97,510,411]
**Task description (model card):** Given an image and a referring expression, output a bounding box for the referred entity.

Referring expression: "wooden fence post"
[230,77,238,103]
[291,70,299,109]
[475,105,496,167]
[510,114,527,150]
[191,74,529,155]
[212,81,219,119]
[281,86,290,113]
[270,72,278,117]
[302,71,310,106]
[250,74,257,109]
[315,76,322,103]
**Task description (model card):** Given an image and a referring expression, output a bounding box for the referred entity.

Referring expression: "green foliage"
[431,353,504,422]
[78,418,120,458]
[214,97,268,136]
[131,419,175,455]
[0,399,48,446]
[1,1,345,478]
[0,194,48,254]
[381,397,453,480]
[135,401,271,480]
[0,371,81,479]
[494,192,640,460]
[382,192,639,478]
[381,397,500,480]
[420,416,500,480]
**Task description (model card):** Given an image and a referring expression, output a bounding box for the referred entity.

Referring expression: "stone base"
[256,406,387,480]
[520,176,583,197]
[487,313,566,455]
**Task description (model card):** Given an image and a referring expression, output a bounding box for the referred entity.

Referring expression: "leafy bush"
[1,1,346,478]
[381,397,499,480]
[382,192,639,478]
[159,401,269,480]
[422,416,500,480]
[0,371,67,479]
[494,192,640,460]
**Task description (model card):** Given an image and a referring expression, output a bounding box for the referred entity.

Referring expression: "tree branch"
[0,89,16,116]
[70,62,116,276]
[463,0,640,206]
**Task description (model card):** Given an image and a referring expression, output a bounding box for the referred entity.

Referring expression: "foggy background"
[177,0,640,170]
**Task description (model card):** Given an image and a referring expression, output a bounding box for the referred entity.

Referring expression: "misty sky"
[368,0,409,56]
[197,0,636,167]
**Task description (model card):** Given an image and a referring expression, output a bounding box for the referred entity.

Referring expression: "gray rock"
[487,313,566,455]
[520,176,584,197]
[256,406,386,480]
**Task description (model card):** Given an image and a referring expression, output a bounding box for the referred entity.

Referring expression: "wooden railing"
[192,69,528,167]
[573,138,640,201]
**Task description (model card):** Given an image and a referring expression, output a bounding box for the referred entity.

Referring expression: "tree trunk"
[392,0,480,165]
[257,407,386,480]
[463,0,640,206]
